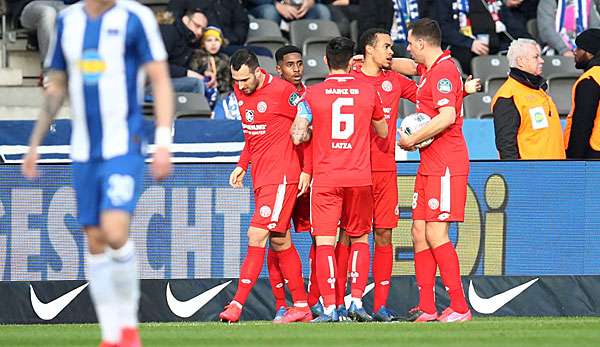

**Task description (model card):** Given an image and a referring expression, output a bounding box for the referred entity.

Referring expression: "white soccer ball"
[399,113,433,149]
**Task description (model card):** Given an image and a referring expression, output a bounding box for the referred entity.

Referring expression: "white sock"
[87,252,120,343]
[110,240,140,329]
[351,297,363,309]
[323,304,336,315]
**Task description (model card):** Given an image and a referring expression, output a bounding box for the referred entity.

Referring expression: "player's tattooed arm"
[22,71,67,178]
[291,100,312,145]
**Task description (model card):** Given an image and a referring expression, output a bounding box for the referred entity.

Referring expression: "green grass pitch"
[1,317,599,346]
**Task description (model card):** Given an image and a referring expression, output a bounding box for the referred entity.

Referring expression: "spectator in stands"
[7,0,77,83]
[491,38,565,159]
[358,0,432,57]
[246,0,331,28]
[537,0,600,57]
[160,8,216,94]
[434,0,532,75]
[564,28,600,159]
[322,0,360,38]
[501,0,539,39]
[190,26,233,94]
[167,0,272,56]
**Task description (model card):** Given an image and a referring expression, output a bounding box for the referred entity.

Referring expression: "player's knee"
[338,229,350,246]
[85,227,107,254]
[247,227,270,247]
[374,228,392,246]
[269,235,290,251]
[411,224,426,244]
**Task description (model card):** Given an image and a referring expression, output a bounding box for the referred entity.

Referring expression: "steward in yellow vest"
[492,67,565,159]
[564,29,600,159]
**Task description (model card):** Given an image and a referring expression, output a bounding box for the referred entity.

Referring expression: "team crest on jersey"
[381,80,393,92]
[428,198,440,210]
[438,212,450,221]
[257,101,268,113]
[288,92,300,106]
[437,79,452,94]
[260,205,272,218]
[79,49,106,85]
[245,109,255,123]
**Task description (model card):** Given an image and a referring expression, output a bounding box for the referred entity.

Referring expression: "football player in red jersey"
[219,49,311,323]
[333,29,416,322]
[398,18,472,323]
[294,37,388,322]
[267,45,323,322]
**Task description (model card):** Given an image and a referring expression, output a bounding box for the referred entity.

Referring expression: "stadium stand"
[257,54,277,75]
[302,52,328,85]
[527,18,539,43]
[245,18,288,56]
[471,55,510,96]
[463,92,494,119]
[289,19,340,52]
[174,92,212,119]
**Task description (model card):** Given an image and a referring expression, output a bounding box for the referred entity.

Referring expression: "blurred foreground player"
[22,0,174,345]
[399,18,472,323]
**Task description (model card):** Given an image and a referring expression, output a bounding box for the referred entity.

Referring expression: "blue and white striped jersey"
[46,0,167,162]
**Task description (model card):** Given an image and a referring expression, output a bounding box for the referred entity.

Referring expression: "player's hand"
[151,147,172,181]
[22,149,40,179]
[332,0,349,6]
[464,75,481,94]
[229,166,246,188]
[471,40,489,56]
[350,54,364,70]
[297,172,311,197]
[397,133,416,151]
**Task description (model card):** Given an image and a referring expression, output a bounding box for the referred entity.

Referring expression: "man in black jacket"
[160,8,215,93]
[433,0,533,74]
[565,29,600,159]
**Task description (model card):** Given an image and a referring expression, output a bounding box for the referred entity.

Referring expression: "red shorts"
[372,171,399,229]
[311,186,373,237]
[251,183,298,232]
[292,190,311,232]
[412,172,467,222]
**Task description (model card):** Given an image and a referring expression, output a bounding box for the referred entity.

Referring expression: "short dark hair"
[357,28,389,55]
[230,48,259,71]
[275,45,303,64]
[408,18,442,47]
[184,8,206,19]
[325,37,355,70]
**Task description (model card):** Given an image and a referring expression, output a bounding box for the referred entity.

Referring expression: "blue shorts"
[72,155,145,227]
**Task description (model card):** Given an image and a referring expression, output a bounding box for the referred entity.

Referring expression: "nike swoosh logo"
[30,282,89,320]
[166,280,231,318]
[468,278,539,314]
[343,282,375,309]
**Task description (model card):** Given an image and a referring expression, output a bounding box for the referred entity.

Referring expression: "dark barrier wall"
[1,161,600,322]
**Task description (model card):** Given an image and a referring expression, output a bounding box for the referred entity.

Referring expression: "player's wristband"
[297,101,313,124]
[155,126,172,150]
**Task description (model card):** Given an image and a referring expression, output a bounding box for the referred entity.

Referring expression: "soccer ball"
[399,113,434,149]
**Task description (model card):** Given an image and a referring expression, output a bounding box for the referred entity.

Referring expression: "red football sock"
[432,242,469,314]
[334,242,350,306]
[267,247,287,309]
[349,242,370,299]
[307,244,320,307]
[276,244,308,306]
[414,248,437,314]
[315,245,337,308]
[233,246,266,306]
[372,244,393,311]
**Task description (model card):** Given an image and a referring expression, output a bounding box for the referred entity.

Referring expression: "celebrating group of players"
[220,18,475,324]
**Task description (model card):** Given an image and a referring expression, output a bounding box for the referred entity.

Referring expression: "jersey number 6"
[331,97,355,140]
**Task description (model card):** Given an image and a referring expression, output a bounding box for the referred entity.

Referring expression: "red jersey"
[352,69,417,171]
[305,74,385,187]
[415,51,469,176]
[235,71,301,189]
